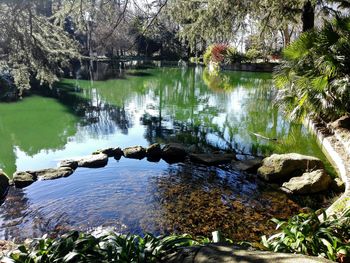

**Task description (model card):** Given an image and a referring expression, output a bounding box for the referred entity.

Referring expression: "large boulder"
[93,147,123,158]
[123,146,146,160]
[30,167,74,180]
[282,169,332,194]
[78,153,108,168]
[190,153,235,166]
[258,153,324,182]
[161,143,188,163]
[13,171,37,188]
[146,143,162,162]
[0,170,9,198]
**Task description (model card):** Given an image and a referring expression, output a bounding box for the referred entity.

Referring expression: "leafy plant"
[245,49,262,62]
[225,47,246,64]
[4,231,202,263]
[261,209,350,262]
[274,16,350,121]
[203,44,242,65]
[203,45,214,66]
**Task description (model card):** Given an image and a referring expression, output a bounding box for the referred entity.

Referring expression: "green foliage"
[0,1,80,95]
[225,47,246,64]
[203,44,243,66]
[203,45,214,66]
[245,49,262,62]
[274,16,350,121]
[189,57,201,63]
[4,231,204,263]
[261,209,350,262]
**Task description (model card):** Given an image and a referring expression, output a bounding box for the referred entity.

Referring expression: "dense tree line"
[1,0,349,120]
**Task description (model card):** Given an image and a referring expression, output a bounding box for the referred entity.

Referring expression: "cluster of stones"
[3,143,242,192]
[257,153,344,194]
[0,146,344,199]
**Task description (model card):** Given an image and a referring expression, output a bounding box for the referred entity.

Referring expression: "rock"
[282,169,332,194]
[165,244,332,263]
[190,153,235,166]
[78,153,108,168]
[187,145,202,154]
[161,143,188,163]
[0,240,16,257]
[59,159,79,170]
[330,114,350,130]
[146,143,162,157]
[258,153,324,182]
[123,146,146,160]
[0,170,9,198]
[331,177,345,193]
[231,158,262,173]
[146,143,162,162]
[93,147,123,158]
[13,171,37,188]
[30,167,74,180]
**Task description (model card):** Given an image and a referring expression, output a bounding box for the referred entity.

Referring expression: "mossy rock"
[0,170,9,198]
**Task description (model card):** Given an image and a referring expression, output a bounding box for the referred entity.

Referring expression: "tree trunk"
[302,0,314,32]
[282,27,291,47]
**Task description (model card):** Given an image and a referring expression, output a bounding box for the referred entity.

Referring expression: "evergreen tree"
[0,0,80,95]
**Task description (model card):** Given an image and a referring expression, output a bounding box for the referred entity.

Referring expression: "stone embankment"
[305,115,350,216]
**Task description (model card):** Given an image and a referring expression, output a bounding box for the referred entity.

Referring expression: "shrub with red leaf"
[211,44,229,63]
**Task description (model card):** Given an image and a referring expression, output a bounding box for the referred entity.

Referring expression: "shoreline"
[305,117,350,216]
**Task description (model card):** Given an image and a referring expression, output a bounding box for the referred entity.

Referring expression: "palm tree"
[274,16,350,121]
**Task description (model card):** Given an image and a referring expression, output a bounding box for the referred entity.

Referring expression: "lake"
[0,65,332,242]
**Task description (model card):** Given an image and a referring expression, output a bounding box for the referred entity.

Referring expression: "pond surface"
[0,65,331,242]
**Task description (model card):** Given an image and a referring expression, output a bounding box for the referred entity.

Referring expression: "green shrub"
[261,209,350,262]
[4,231,202,263]
[189,57,201,64]
[225,47,246,64]
[203,44,244,66]
[203,45,214,66]
[245,49,261,62]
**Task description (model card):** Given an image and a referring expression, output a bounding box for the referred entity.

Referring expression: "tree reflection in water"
[0,64,333,242]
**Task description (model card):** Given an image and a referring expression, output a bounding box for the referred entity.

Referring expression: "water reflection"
[0,65,333,241]
[0,159,301,242]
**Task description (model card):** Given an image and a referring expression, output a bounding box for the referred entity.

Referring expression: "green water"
[0,66,331,176]
[0,66,335,241]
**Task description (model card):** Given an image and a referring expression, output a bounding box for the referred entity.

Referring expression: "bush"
[261,209,350,262]
[203,45,212,66]
[4,231,203,263]
[225,47,246,64]
[245,49,261,62]
[203,44,244,65]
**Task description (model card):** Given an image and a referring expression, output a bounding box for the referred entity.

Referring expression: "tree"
[274,16,350,121]
[0,0,80,96]
[168,0,345,50]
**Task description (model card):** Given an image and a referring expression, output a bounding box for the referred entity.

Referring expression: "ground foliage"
[3,231,205,263]
[261,209,350,262]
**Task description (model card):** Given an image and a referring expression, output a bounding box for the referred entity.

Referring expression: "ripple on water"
[0,158,301,242]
